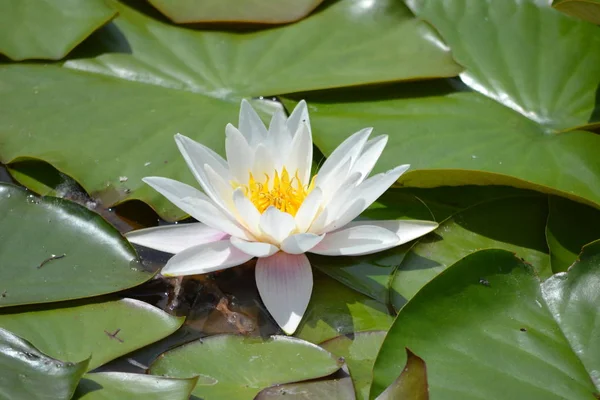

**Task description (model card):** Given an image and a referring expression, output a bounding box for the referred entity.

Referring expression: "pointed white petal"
[239,99,268,147]
[309,172,361,234]
[286,100,310,138]
[174,133,229,188]
[125,223,228,254]
[286,122,312,185]
[281,233,324,254]
[268,110,293,171]
[316,157,353,206]
[225,124,254,184]
[260,206,296,244]
[322,164,410,233]
[204,164,234,210]
[350,135,388,182]
[232,188,261,235]
[343,220,438,245]
[256,252,313,334]
[161,240,253,277]
[309,225,400,256]
[315,128,372,188]
[251,144,275,180]
[295,187,323,233]
[230,236,279,258]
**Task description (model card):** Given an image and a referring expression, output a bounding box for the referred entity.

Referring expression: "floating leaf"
[546,197,600,272]
[0,327,89,400]
[372,249,600,399]
[255,367,355,399]
[73,372,197,400]
[0,184,150,307]
[391,195,550,310]
[149,335,342,399]
[0,0,116,60]
[376,349,428,400]
[0,298,184,371]
[552,0,600,24]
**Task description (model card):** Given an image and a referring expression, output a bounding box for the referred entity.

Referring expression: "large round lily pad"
[0,298,184,371]
[371,248,600,399]
[0,184,151,307]
[149,335,343,399]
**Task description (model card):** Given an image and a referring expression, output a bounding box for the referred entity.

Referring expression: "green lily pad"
[553,0,600,24]
[0,0,116,61]
[0,0,460,220]
[0,183,151,307]
[149,334,343,399]
[73,372,198,400]
[255,367,355,399]
[148,0,324,24]
[390,195,550,310]
[0,327,89,400]
[546,197,600,272]
[406,0,600,131]
[299,87,600,211]
[0,298,184,371]
[371,249,600,399]
[376,349,428,400]
[294,271,393,344]
[320,331,387,400]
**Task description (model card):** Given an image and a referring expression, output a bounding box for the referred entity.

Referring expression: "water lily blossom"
[126,100,438,334]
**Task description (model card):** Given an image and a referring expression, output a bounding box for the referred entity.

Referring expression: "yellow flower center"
[239,168,315,216]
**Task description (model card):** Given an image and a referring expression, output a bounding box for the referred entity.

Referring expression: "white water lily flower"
[126,100,438,334]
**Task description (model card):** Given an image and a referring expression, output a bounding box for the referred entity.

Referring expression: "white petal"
[260,207,296,244]
[295,187,323,233]
[309,225,400,256]
[174,133,229,190]
[239,99,268,147]
[225,124,253,184]
[204,164,234,210]
[322,164,410,232]
[230,236,279,258]
[316,157,353,206]
[309,172,361,234]
[286,122,312,185]
[125,223,228,254]
[343,220,438,245]
[281,233,324,254]
[315,128,372,188]
[233,188,261,235]
[350,135,388,183]
[268,110,293,170]
[256,252,313,334]
[286,100,310,138]
[251,144,275,180]
[161,240,253,277]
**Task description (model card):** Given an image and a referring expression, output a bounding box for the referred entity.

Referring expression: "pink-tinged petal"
[314,128,372,189]
[321,164,410,233]
[161,240,253,277]
[295,187,323,233]
[286,122,312,185]
[350,135,388,183]
[239,99,268,147]
[226,124,254,184]
[286,100,310,138]
[343,220,438,245]
[281,233,324,255]
[125,223,228,254]
[233,188,261,235]
[256,252,313,335]
[230,236,279,258]
[143,176,252,240]
[309,225,400,256]
[260,207,296,244]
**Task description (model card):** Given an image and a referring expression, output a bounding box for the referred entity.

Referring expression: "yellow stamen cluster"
[240,168,315,216]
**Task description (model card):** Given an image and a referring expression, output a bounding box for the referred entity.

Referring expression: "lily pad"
[0,0,116,60]
[148,0,324,24]
[405,0,600,131]
[73,372,198,400]
[371,249,600,399]
[0,184,150,307]
[376,349,428,400]
[294,271,393,344]
[0,327,89,400]
[0,298,184,371]
[150,334,343,399]
[255,367,355,399]
[390,195,550,310]
[553,0,600,24]
[320,331,387,400]
[546,196,600,272]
